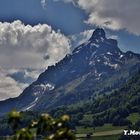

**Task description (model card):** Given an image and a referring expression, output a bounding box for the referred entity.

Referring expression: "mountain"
[1,28,140,115]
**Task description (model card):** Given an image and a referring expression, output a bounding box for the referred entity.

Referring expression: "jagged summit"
[89,28,118,47]
[73,28,119,55]
[89,28,106,41]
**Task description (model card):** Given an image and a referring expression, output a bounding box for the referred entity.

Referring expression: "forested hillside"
[49,70,140,127]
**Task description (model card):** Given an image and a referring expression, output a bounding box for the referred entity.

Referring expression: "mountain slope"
[0,28,140,115]
[49,70,140,127]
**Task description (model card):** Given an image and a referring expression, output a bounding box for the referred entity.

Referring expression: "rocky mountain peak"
[89,28,106,42]
[73,28,119,56]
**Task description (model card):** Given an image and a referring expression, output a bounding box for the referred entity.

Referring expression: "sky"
[0,0,140,100]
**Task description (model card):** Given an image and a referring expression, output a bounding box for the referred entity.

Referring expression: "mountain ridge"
[0,28,140,115]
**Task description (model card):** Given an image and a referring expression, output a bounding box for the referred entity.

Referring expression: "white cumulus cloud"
[0,20,70,100]
[55,0,140,35]
[0,20,70,69]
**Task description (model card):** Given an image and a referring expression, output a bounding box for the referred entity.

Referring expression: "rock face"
[1,28,140,114]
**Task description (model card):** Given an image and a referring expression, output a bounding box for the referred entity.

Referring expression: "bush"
[8,110,76,140]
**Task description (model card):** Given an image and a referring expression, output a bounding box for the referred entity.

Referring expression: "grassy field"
[76,129,123,137]
[127,113,140,124]
[76,123,126,134]
[76,124,124,140]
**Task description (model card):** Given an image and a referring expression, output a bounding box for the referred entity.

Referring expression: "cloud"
[7,69,39,84]
[108,35,118,40]
[0,69,28,101]
[56,0,140,35]
[0,68,44,101]
[69,29,94,48]
[0,20,70,69]
[41,0,47,8]
[54,0,75,4]
[0,20,70,100]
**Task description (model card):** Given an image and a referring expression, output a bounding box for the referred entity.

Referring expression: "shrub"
[8,110,76,140]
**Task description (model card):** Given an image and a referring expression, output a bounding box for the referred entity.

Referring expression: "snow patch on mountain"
[104,62,119,69]
[90,43,99,48]
[23,97,39,111]
[120,54,124,58]
[107,52,113,55]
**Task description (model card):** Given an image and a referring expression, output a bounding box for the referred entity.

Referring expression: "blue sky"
[0,0,140,52]
[0,0,140,100]
[0,0,87,34]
